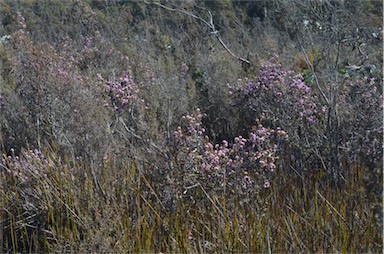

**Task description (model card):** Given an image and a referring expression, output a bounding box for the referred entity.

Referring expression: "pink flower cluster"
[16,12,27,30]
[174,108,207,155]
[175,109,288,189]
[2,149,53,184]
[102,74,139,111]
[228,54,318,124]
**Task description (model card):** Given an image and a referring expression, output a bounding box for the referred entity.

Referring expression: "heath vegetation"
[0,0,382,253]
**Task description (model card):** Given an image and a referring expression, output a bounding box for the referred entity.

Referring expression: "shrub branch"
[144,1,250,65]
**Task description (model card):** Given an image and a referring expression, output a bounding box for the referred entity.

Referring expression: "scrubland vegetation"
[0,0,382,252]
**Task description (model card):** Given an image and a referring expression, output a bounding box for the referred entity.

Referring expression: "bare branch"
[300,47,329,105]
[144,1,250,65]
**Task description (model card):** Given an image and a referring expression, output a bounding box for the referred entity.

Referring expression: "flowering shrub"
[1,148,84,252]
[1,148,55,245]
[227,55,323,172]
[1,17,131,156]
[338,76,383,168]
[2,149,55,185]
[228,54,382,179]
[1,27,95,154]
[101,74,140,112]
[228,54,319,125]
[174,109,287,205]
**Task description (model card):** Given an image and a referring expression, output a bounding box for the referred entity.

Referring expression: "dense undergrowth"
[1,147,382,253]
[0,0,382,253]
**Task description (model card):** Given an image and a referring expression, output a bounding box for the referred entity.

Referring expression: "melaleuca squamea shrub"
[174,109,287,203]
[227,55,322,171]
[98,72,151,154]
[3,27,104,155]
[2,149,54,186]
[228,54,319,126]
[101,74,140,112]
[338,76,383,167]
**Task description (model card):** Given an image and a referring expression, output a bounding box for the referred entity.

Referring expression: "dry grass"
[1,147,381,253]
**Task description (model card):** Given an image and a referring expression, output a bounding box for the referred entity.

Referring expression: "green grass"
[1,148,382,253]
